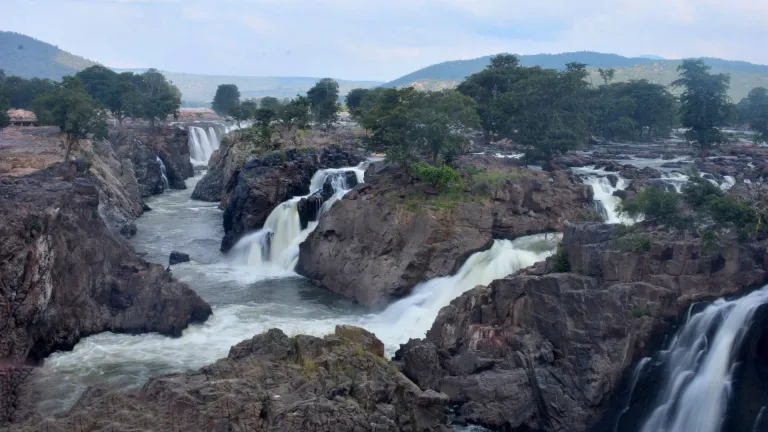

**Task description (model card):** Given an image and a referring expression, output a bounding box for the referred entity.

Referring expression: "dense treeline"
[0,65,182,159]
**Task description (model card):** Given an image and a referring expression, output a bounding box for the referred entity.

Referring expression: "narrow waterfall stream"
[611,287,768,432]
[36,164,559,415]
[572,166,630,223]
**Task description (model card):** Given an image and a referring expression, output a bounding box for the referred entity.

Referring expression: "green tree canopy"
[259,96,281,111]
[741,87,768,144]
[591,79,677,141]
[212,84,240,116]
[139,69,182,126]
[672,59,732,159]
[307,78,340,131]
[277,95,310,140]
[32,76,108,161]
[1,75,56,109]
[345,88,369,119]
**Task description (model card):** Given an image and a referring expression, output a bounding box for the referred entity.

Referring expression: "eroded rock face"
[19,326,450,432]
[396,223,768,431]
[219,147,366,252]
[0,163,212,365]
[109,125,194,196]
[297,156,593,307]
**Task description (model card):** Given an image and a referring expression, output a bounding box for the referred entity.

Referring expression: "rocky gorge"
[3,120,768,432]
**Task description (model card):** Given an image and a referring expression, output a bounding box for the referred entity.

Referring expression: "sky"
[2,0,767,82]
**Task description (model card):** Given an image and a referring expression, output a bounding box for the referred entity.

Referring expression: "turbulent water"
[187,123,240,166]
[36,165,558,415]
[572,166,630,223]
[632,287,768,432]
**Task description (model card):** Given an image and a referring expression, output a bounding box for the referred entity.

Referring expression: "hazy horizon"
[2,0,767,81]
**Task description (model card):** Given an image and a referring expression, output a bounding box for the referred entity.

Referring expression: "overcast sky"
[3,0,767,82]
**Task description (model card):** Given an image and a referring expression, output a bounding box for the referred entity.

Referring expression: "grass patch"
[631,307,653,318]
[614,233,653,253]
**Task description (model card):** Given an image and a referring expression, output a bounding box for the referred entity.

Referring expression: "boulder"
[396,223,768,431]
[17,327,451,432]
[0,163,212,367]
[297,156,593,306]
[169,251,191,266]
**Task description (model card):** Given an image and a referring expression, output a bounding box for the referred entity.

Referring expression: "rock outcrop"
[0,162,212,365]
[297,156,593,307]
[395,223,768,431]
[109,125,194,196]
[19,326,450,432]
[220,146,366,252]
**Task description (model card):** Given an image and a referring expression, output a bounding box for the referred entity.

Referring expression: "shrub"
[631,307,653,318]
[614,233,653,253]
[618,187,690,229]
[552,244,571,272]
[412,162,461,193]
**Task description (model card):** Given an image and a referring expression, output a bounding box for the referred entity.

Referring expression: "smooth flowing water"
[637,287,768,432]
[572,166,630,224]
[36,166,559,415]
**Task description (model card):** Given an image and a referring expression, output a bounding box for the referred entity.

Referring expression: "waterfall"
[229,162,368,271]
[661,172,689,193]
[368,233,560,347]
[572,167,629,224]
[156,156,169,190]
[639,286,768,432]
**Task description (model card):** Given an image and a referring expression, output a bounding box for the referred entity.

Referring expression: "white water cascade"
[639,286,768,432]
[572,167,629,224]
[187,124,242,166]
[230,163,368,271]
[156,155,169,190]
[367,233,560,349]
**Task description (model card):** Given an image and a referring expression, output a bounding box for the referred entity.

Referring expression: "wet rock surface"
[219,146,366,252]
[109,125,193,197]
[169,251,191,266]
[17,326,450,432]
[396,223,768,431]
[297,155,593,307]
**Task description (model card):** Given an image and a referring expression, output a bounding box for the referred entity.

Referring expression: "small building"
[7,109,38,126]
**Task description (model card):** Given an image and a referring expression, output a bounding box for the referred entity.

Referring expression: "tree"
[0,87,9,130]
[457,54,523,143]
[229,102,250,128]
[498,64,591,169]
[32,77,108,161]
[75,65,118,108]
[597,68,615,85]
[75,66,144,125]
[307,78,339,131]
[345,88,369,119]
[742,87,768,144]
[277,95,310,142]
[259,96,281,111]
[139,69,182,126]
[212,84,240,117]
[672,59,732,160]
[2,76,57,109]
[591,80,677,141]
[253,107,278,148]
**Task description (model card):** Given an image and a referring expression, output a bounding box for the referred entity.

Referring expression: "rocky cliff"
[297,155,593,307]
[109,125,194,197]
[0,162,212,363]
[395,223,768,431]
[17,326,450,432]
[219,146,366,252]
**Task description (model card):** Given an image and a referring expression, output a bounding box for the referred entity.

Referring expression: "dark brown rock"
[0,163,212,366]
[397,223,768,431]
[297,156,593,307]
[17,327,450,432]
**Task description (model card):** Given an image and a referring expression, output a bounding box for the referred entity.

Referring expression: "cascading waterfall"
[638,286,768,432]
[367,233,560,349]
[188,126,216,166]
[156,155,169,190]
[572,167,629,224]
[230,162,368,271]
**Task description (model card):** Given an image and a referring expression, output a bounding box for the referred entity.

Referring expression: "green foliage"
[552,244,571,273]
[597,67,615,84]
[1,74,57,109]
[739,87,768,144]
[412,162,460,192]
[354,345,365,357]
[0,77,9,129]
[672,59,732,159]
[345,88,369,118]
[307,78,340,131]
[32,77,108,161]
[277,95,311,142]
[614,233,653,253]
[211,84,240,116]
[618,187,689,229]
[302,359,319,375]
[357,87,478,168]
[591,80,677,141]
[259,96,281,111]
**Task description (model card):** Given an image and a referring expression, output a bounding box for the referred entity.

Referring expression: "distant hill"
[384,51,768,101]
[115,69,383,107]
[0,31,98,80]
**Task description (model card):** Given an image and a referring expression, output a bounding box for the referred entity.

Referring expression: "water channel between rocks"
[34,171,560,416]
